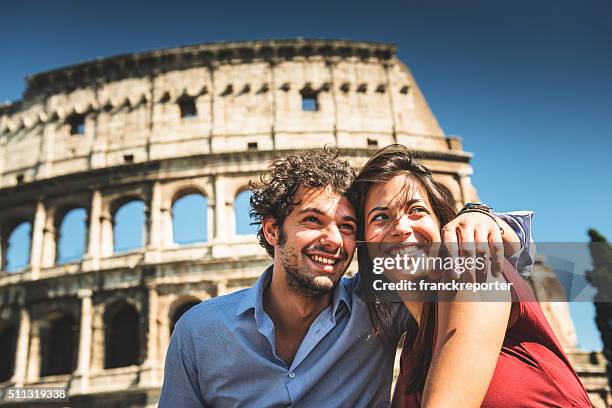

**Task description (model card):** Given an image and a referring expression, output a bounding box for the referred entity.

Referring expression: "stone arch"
[234,187,257,236]
[111,196,146,253]
[54,205,88,264]
[171,187,209,245]
[168,296,201,335]
[40,312,78,377]
[1,219,32,272]
[0,318,18,382]
[104,300,141,369]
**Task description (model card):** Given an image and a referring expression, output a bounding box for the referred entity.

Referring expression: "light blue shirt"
[159,268,410,407]
[159,212,533,408]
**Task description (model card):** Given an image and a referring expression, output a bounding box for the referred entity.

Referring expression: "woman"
[354,145,591,407]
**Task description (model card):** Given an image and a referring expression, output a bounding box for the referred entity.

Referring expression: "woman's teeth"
[389,247,422,257]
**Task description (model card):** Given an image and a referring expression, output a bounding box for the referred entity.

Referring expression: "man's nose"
[392,214,413,238]
[319,224,344,250]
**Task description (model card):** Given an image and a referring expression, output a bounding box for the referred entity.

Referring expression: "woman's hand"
[440,212,520,282]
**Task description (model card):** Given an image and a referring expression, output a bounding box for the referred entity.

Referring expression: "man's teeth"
[310,255,336,265]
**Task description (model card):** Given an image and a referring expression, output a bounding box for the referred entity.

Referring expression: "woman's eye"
[371,213,389,222]
[410,207,430,215]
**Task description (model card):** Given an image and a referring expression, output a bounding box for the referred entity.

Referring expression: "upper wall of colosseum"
[0,39,450,189]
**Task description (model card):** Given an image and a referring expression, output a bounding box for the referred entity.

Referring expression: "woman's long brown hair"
[352,144,457,394]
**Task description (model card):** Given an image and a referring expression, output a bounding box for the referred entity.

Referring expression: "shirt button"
[288,371,296,379]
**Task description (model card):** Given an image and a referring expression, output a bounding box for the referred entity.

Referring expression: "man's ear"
[262,217,280,246]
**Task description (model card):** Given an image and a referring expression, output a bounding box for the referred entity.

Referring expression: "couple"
[159,145,590,407]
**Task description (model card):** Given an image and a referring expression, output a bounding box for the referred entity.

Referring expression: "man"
[159,148,532,407]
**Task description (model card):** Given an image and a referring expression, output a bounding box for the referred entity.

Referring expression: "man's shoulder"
[177,288,250,335]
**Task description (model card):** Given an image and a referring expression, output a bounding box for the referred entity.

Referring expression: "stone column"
[143,285,160,386]
[30,201,46,278]
[213,176,227,241]
[148,182,163,250]
[217,280,228,296]
[26,322,41,383]
[86,190,102,268]
[13,309,31,386]
[99,207,114,258]
[76,289,93,392]
[90,305,105,373]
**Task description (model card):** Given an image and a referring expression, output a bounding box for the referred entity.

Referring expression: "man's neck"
[263,265,333,332]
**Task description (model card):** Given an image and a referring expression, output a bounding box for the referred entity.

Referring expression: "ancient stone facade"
[0,39,607,407]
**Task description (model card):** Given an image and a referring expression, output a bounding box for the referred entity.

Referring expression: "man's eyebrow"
[297,208,357,224]
[367,199,423,216]
[297,207,326,216]
[342,215,357,224]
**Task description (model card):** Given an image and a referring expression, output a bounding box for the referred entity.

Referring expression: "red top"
[401,260,591,407]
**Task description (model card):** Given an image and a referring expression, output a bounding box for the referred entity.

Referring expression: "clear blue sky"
[1,0,610,350]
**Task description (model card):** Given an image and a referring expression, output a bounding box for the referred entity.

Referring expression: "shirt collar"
[235,265,352,317]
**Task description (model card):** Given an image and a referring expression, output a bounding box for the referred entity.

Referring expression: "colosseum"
[0,39,608,407]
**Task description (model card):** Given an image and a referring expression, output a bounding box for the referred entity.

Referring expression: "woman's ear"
[262,217,280,246]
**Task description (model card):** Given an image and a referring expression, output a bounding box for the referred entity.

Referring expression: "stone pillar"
[90,305,105,373]
[26,322,41,383]
[148,182,163,249]
[217,280,228,296]
[99,208,114,258]
[213,176,227,241]
[13,309,31,386]
[30,201,46,278]
[143,285,161,386]
[86,190,102,268]
[76,289,93,392]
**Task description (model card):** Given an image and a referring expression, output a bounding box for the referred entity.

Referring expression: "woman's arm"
[420,275,514,408]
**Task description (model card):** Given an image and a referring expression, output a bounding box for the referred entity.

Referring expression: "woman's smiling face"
[364,173,442,246]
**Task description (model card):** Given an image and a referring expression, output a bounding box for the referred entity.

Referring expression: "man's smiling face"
[265,186,357,298]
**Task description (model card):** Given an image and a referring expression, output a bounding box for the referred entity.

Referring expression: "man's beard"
[278,229,347,299]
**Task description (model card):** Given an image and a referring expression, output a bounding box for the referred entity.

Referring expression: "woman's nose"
[392,214,413,238]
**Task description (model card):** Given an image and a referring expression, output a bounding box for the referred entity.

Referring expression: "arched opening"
[57,208,87,264]
[113,200,145,253]
[234,190,257,235]
[105,301,140,369]
[169,298,200,336]
[172,193,207,244]
[41,314,78,377]
[0,321,17,382]
[5,222,31,272]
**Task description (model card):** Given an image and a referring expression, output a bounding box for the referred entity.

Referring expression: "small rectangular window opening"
[179,97,197,118]
[367,138,378,147]
[123,154,134,163]
[301,91,319,112]
[16,174,24,184]
[247,142,258,151]
[68,114,85,135]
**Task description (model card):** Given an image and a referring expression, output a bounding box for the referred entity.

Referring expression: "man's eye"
[303,216,320,223]
[340,224,356,232]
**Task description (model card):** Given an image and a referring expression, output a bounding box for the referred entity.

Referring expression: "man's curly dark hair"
[249,147,356,257]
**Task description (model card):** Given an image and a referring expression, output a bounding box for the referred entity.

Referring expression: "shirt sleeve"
[158,317,206,408]
[494,211,536,277]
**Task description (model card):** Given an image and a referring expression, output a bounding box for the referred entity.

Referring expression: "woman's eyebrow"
[367,206,389,216]
[367,199,425,217]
